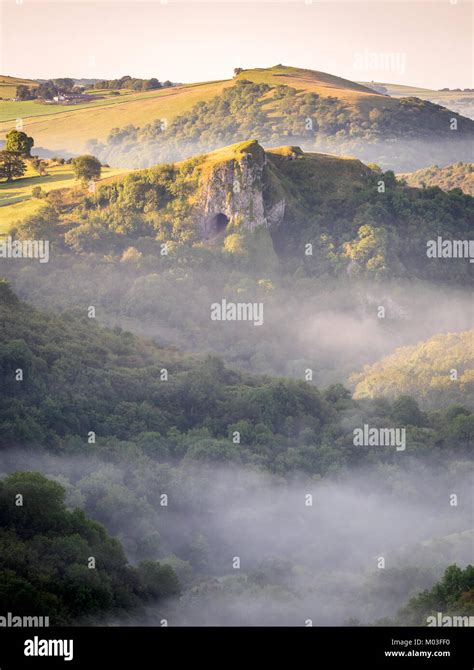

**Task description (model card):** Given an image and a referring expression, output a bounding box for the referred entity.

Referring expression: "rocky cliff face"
[194,140,285,238]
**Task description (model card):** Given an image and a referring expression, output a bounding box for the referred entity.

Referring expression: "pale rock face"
[266,199,286,228]
[194,145,285,238]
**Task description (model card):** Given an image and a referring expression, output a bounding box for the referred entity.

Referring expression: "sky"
[1,0,472,89]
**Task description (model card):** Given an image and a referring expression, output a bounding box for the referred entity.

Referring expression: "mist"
[4,250,473,392]
[1,448,472,626]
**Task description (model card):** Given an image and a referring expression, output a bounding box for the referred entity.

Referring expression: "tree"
[5,130,34,157]
[398,565,474,624]
[53,78,74,91]
[144,78,161,90]
[36,81,58,100]
[136,560,180,599]
[71,155,102,184]
[16,85,34,100]
[31,157,47,176]
[15,206,59,240]
[391,395,424,427]
[0,150,26,181]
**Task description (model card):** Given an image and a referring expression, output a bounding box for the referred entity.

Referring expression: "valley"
[0,0,472,641]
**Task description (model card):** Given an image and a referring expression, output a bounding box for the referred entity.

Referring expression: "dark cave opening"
[212,213,229,235]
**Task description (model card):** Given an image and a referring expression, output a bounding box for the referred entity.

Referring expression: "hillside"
[0,278,471,467]
[0,75,38,99]
[0,277,329,460]
[26,139,471,282]
[398,162,473,196]
[0,79,233,152]
[0,159,128,234]
[0,471,179,624]
[350,331,474,409]
[2,141,472,387]
[236,65,383,100]
[90,66,473,171]
[1,66,472,171]
[360,81,474,120]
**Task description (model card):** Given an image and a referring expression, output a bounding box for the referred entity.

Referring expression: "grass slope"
[0,80,232,153]
[240,65,386,104]
[0,74,38,99]
[0,163,128,234]
[0,65,422,155]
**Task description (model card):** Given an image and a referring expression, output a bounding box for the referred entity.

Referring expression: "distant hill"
[89,66,474,171]
[350,331,474,409]
[0,74,38,99]
[1,66,472,171]
[398,162,473,196]
[359,81,474,120]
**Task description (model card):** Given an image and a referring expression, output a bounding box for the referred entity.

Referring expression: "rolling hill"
[398,162,473,196]
[0,74,38,99]
[1,66,472,171]
[350,331,474,409]
[0,79,233,153]
[235,65,383,100]
[360,81,474,120]
[2,141,473,384]
[7,140,473,287]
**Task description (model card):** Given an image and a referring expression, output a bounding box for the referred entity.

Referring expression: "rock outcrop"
[194,140,283,238]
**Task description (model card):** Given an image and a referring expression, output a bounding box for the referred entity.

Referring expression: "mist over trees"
[1,60,472,632]
[88,80,473,171]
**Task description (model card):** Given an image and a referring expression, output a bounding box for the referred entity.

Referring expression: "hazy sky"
[1,1,472,89]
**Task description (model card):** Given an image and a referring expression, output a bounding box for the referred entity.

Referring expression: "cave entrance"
[211,213,229,235]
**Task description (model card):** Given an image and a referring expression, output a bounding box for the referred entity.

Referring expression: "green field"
[0,67,386,156]
[0,89,164,123]
[0,74,38,100]
[1,66,471,162]
[0,80,232,154]
[0,163,128,234]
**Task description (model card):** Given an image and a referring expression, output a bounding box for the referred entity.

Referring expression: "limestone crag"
[194,141,284,238]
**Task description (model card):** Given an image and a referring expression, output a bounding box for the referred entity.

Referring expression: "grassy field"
[0,75,38,100]
[0,80,233,154]
[1,66,470,159]
[0,89,148,124]
[0,163,128,234]
[0,67,392,156]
